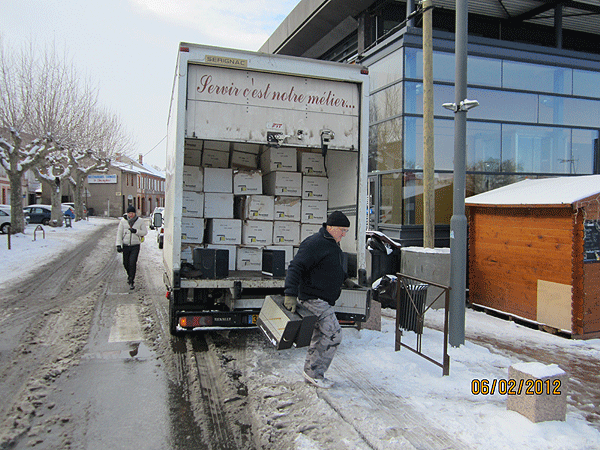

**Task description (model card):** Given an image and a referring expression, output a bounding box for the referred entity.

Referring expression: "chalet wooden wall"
[468,205,574,323]
[577,194,600,337]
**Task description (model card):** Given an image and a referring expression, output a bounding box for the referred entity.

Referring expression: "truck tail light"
[179,316,213,327]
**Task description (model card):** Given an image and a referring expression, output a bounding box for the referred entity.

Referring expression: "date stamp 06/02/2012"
[471,378,562,396]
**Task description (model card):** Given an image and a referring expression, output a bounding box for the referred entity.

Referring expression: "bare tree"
[29,46,100,225]
[0,40,58,233]
[67,108,132,220]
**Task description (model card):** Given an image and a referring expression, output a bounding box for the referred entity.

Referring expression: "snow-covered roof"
[465,175,600,206]
[111,159,165,179]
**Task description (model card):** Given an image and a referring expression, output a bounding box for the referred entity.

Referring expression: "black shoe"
[129,281,134,290]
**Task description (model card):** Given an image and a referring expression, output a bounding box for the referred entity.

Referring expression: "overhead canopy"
[261,0,600,57]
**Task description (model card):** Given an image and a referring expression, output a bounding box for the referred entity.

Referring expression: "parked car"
[23,205,71,225]
[61,204,75,219]
[149,207,164,230]
[62,202,87,216]
[0,205,14,234]
[158,224,164,249]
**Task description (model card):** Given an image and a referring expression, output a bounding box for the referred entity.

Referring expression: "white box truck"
[163,42,369,335]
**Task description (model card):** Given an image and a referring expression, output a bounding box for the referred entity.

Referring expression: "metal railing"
[395,273,450,376]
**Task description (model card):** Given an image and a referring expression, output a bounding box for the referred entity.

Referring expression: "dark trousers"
[122,244,140,284]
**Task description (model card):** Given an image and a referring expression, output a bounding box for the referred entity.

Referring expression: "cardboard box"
[334,288,371,322]
[202,149,229,168]
[265,245,293,269]
[242,220,273,246]
[203,140,230,152]
[298,151,326,176]
[301,223,321,241]
[231,151,259,170]
[273,196,301,221]
[301,200,327,224]
[272,221,300,246]
[183,165,203,191]
[182,191,204,217]
[232,142,260,154]
[205,244,237,271]
[235,195,274,221]
[184,138,203,150]
[260,147,297,173]
[302,176,329,200]
[181,217,205,244]
[233,170,262,195]
[236,246,262,271]
[206,219,241,245]
[184,148,202,166]
[192,248,229,279]
[257,295,317,350]
[263,171,302,196]
[204,193,234,218]
[203,167,232,193]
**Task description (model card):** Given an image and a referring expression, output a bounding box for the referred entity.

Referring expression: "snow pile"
[0,217,115,288]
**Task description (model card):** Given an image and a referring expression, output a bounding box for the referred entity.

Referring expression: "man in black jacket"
[284,211,351,389]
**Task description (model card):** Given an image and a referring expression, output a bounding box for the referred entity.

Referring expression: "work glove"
[284,295,297,313]
[343,278,360,289]
[116,245,123,253]
[129,227,137,233]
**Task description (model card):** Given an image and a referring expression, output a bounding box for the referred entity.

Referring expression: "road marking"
[108,304,143,342]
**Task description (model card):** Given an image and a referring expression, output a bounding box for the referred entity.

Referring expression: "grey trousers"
[300,298,342,379]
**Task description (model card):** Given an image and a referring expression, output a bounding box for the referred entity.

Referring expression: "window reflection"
[380,173,403,225]
[539,95,600,127]
[382,172,454,225]
[369,118,403,172]
[572,129,597,175]
[370,53,403,91]
[404,117,454,170]
[371,83,403,123]
[502,125,571,173]
[503,60,572,95]
[469,56,502,87]
[466,88,538,122]
[466,122,501,171]
[466,173,529,198]
[573,69,600,99]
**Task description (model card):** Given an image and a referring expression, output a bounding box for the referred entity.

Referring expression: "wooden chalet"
[466,175,600,339]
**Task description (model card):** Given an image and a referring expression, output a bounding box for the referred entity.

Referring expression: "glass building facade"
[362,35,600,240]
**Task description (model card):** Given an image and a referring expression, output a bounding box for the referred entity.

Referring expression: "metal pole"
[407,0,416,27]
[449,0,468,347]
[422,0,435,248]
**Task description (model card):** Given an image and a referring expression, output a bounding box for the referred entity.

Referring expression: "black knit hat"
[325,211,350,227]
[127,205,136,213]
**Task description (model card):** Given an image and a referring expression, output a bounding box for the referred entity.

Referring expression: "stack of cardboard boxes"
[180,139,328,275]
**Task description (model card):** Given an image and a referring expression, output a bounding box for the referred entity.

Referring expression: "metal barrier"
[395,273,450,376]
[33,225,45,241]
[6,225,10,249]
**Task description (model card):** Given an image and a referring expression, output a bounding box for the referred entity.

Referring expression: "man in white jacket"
[116,205,148,290]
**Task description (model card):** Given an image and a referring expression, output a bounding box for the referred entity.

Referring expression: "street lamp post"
[442,0,478,347]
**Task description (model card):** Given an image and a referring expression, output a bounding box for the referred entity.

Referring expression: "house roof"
[465,175,600,206]
[112,158,165,179]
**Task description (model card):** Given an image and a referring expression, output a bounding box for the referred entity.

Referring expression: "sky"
[1,219,600,449]
[0,0,301,170]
